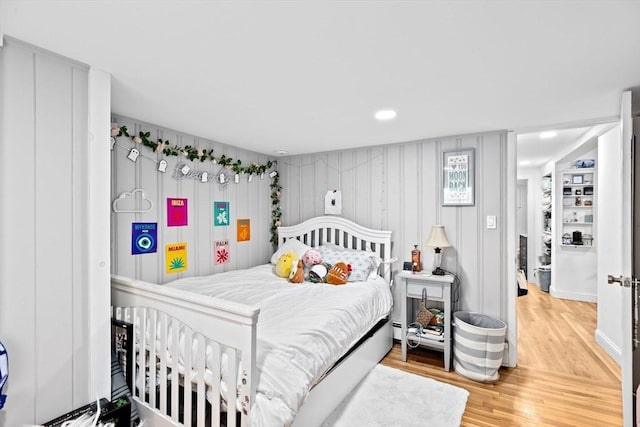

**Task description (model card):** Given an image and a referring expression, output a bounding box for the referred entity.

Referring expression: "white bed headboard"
[278,216,393,284]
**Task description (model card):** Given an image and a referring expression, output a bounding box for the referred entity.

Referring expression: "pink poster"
[167,198,188,227]
[215,239,230,265]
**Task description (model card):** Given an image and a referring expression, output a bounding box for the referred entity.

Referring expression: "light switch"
[487,215,497,229]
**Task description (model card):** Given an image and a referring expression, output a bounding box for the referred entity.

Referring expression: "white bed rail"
[111,275,260,427]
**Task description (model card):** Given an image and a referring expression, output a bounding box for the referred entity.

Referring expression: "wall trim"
[595,328,622,365]
[549,286,597,303]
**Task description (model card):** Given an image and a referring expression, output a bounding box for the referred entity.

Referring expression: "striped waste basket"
[453,311,506,383]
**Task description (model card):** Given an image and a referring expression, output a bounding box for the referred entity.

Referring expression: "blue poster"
[132,222,158,255]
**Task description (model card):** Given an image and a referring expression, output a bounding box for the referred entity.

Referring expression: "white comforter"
[164,263,393,427]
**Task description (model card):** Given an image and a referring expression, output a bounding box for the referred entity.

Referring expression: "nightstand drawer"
[406,281,444,299]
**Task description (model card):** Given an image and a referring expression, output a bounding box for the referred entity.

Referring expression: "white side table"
[398,271,454,371]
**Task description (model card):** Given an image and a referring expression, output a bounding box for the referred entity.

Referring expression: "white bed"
[111,215,393,427]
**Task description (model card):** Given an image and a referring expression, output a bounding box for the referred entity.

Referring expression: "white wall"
[517,180,528,237]
[279,131,512,328]
[517,167,545,286]
[0,37,109,425]
[596,126,623,362]
[110,115,277,282]
[87,68,112,402]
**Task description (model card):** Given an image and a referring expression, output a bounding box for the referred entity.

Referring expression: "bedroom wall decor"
[237,219,251,242]
[111,115,277,282]
[165,242,188,273]
[112,124,276,178]
[131,223,157,255]
[166,197,188,226]
[324,190,342,215]
[112,188,153,213]
[215,239,230,265]
[111,119,282,257]
[214,201,230,226]
[442,148,475,206]
[270,170,282,247]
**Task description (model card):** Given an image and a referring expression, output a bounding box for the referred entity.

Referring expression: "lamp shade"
[426,225,451,248]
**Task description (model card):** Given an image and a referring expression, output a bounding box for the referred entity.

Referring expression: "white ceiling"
[1,1,639,156]
[517,126,595,168]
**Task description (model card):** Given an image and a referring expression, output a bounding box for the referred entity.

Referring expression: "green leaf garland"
[115,125,281,248]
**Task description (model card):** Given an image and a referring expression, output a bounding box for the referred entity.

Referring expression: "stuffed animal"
[275,250,297,278]
[326,262,351,285]
[289,259,305,284]
[302,249,323,268]
[308,262,331,283]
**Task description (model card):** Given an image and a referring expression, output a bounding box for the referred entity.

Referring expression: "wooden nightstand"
[398,270,454,371]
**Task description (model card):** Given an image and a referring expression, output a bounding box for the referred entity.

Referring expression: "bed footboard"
[111,275,259,427]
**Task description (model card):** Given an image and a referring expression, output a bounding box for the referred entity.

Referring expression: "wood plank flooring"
[381,283,622,426]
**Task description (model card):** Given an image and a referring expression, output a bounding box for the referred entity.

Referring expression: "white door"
[614,90,639,426]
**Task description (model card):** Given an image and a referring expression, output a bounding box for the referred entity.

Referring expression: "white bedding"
[164,263,393,427]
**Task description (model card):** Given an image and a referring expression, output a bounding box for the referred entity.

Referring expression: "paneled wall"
[111,115,276,283]
[279,131,510,323]
[0,38,99,424]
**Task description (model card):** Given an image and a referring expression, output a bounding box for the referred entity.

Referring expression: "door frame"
[509,118,623,368]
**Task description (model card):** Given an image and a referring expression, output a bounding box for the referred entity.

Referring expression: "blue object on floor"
[0,340,8,409]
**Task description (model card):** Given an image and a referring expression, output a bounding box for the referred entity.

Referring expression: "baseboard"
[501,341,511,367]
[549,286,597,303]
[595,328,622,365]
[393,322,401,341]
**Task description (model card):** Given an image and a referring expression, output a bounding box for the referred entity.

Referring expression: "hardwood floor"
[381,283,622,426]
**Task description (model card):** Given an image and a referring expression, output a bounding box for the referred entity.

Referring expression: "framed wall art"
[442,148,475,206]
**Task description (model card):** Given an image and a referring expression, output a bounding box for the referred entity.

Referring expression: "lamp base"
[432,267,446,276]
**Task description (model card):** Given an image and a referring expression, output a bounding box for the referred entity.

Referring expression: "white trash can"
[453,311,506,383]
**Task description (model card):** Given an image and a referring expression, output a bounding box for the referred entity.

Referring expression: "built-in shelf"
[561,168,595,247]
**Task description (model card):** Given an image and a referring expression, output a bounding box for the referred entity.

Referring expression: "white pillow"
[270,239,312,265]
[320,242,382,279]
[317,244,381,282]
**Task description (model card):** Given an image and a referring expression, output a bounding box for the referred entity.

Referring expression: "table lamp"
[426,225,451,275]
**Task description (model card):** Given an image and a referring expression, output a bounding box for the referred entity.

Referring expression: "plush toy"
[308,262,331,283]
[302,249,323,268]
[275,250,297,278]
[327,262,351,285]
[289,259,305,284]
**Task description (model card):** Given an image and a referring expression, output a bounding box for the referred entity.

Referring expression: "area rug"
[321,364,469,427]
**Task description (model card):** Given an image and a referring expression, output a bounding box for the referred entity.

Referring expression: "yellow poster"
[165,242,188,273]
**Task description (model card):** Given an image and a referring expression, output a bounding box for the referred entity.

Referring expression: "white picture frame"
[442,148,475,206]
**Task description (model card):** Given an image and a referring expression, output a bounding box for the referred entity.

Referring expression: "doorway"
[515,122,621,381]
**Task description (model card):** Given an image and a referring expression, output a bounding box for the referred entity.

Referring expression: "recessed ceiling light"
[274,150,288,156]
[519,160,532,166]
[539,131,557,139]
[375,110,397,121]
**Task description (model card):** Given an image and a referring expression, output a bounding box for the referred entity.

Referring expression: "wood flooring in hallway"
[381,282,622,426]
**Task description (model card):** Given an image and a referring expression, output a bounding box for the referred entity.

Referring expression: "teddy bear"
[289,259,305,284]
